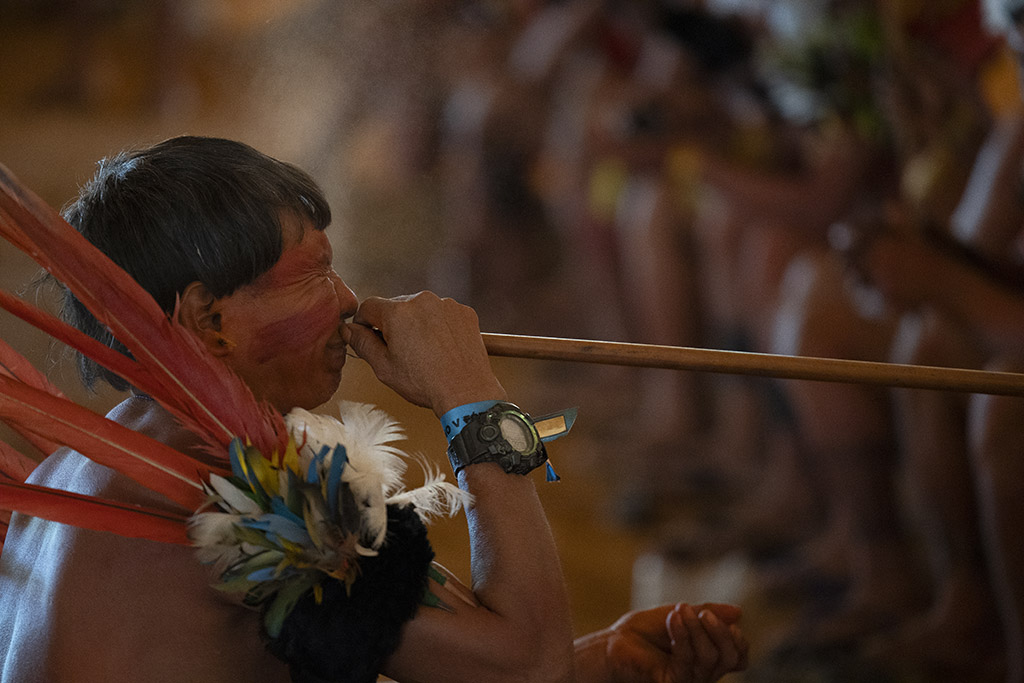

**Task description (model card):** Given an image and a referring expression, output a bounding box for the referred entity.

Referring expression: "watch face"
[498,415,533,452]
[448,403,548,476]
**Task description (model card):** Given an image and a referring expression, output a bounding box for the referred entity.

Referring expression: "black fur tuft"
[266,504,435,683]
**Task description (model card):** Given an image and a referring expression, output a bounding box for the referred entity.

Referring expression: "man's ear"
[177,282,230,356]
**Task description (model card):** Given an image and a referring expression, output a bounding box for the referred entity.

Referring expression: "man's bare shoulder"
[0,398,290,683]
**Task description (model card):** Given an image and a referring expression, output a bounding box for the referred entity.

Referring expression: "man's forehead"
[279,212,330,249]
[279,211,308,243]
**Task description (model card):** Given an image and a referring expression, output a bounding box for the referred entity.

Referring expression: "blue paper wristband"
[441,400,500,442]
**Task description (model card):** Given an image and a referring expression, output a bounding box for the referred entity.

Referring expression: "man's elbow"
[489,622,576,683]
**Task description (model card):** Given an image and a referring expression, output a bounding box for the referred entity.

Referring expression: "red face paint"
[246,229,343,364]
[216,220,358,412]
[250,288,338,364]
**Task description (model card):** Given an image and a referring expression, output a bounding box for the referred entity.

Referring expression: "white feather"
[343,460,389,549]
[334,402,407,496]
[386,452,473,521]
[286,405,403,482]
[387,481,470,521]
[189,511,244,564]
[191,401,476,609]
[283,403,469,550]
[285,404,408,546]
[208,473,261,515]
[355,543,379,557]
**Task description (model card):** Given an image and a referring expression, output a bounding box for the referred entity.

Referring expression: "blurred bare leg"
[866,311,1004,678]
[770,250,926,639]
[969,358,1024,683]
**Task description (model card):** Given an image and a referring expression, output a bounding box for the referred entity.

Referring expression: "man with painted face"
[0,136,747,683]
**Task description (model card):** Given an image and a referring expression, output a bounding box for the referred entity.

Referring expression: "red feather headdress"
[0,160,287,547]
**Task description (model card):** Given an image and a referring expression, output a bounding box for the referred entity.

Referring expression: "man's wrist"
[445,402,550,477]
[440,400,500,442]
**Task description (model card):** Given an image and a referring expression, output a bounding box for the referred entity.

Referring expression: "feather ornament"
[0,162,286,459]
[0,336,63,400]
[0,289,159,398]
[0,440,36,483]
[0,480,190,544]
[0,335,64,457]
[285,403,470,547]
[189,511,246,565]
[0,442,33,548]
[386,453,472,523]
[0,375,218,509]
[191,402,467,636]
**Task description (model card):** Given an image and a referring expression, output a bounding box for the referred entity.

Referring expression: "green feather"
[232,548,284,577]
[211,576,262,594]
[427,565,447,585]
[232,524,282,551]
[421,589,454,613]
[264,574,315,638]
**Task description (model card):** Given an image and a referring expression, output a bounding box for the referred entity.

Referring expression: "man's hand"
[575,603,749,683]
[343,292,506,416]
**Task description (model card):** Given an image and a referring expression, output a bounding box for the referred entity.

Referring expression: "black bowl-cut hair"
[57,135,332,391]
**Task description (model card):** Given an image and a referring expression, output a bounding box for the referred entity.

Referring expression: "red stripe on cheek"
[250,293,337,364]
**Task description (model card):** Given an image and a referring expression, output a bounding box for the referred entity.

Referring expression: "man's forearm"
[461,463,576,681]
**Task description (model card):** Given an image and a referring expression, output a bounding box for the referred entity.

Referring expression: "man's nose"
[331,273,358,319]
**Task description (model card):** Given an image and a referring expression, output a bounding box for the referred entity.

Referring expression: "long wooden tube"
[482,333,1024,397]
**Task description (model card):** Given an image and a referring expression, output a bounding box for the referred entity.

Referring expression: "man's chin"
[309,370,344,410]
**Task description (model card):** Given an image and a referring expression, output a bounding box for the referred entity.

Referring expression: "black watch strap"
[446,402,548,476]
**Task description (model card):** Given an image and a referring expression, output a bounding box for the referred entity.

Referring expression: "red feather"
[0,508,10,552]
[0,375,223,510]
[0,290,152,396]
[0,335,65,456]
[0,289,228,458]
[0,481,190,545]
[0,162,286,458]
[0,439,36,483]
[0,336,64,398]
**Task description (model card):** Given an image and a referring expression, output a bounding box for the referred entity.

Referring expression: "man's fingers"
[351,295,390,331]
[667,604,749,682]
[696,602,742,625]
[344,291,501,414]
[685,606,719,674]
[343,322,386,363]
[666,606,695,679]
[731,624,750,671]
[675,604,720,681]
[698,609,742,679]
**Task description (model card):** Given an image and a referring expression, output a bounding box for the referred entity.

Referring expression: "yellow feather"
[245,445,277,496]
[282,437,301,475]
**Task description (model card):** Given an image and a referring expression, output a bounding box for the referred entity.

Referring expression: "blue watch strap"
[441,400,500,442]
